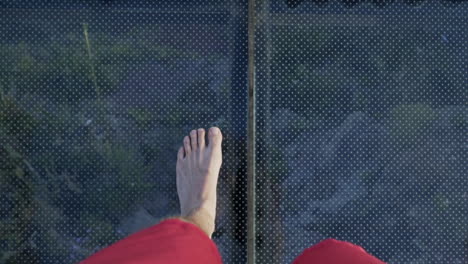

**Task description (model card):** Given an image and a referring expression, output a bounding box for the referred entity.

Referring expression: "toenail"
[191,130,197,135]
[198,128,204,132]
[210,127,218,135]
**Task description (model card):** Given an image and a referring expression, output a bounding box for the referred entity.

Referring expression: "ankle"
[181,207,215,238]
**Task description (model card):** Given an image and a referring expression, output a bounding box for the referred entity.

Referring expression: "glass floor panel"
[254,0,467,263]
[0,1,248,263]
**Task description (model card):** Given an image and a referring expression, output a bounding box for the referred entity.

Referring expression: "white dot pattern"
[0,1,248,263]
[0,1,467,264]
[254,1,467,264]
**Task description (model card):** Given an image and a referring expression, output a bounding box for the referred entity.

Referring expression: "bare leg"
[176,127,223,238]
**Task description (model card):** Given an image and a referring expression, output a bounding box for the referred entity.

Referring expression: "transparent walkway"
[0,1,466,263]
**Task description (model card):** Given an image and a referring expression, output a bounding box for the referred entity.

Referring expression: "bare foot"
[176,127,223,236]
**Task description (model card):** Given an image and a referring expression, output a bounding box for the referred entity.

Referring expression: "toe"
[197,128,206,149]
[190,130,198,151]
[177,146,184,160]
[208,127,223,147]
[184,136,191,155]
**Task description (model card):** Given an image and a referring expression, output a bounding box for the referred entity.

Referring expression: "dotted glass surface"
[254,1,467,264]
[0,1,248,263]
[1,1,467,264]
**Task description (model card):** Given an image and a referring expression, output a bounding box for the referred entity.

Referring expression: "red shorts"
[81,219,386,264]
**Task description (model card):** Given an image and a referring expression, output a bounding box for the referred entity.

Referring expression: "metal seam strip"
[247,0,256,263]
